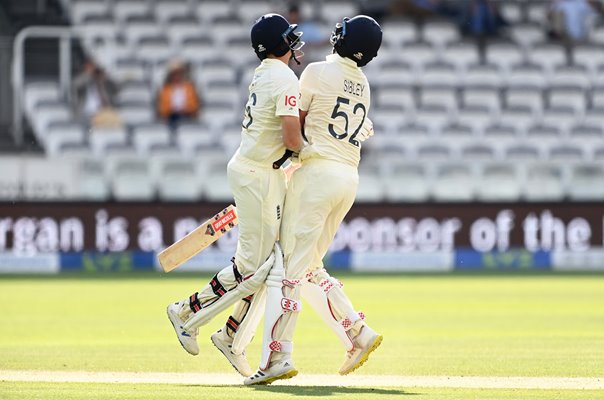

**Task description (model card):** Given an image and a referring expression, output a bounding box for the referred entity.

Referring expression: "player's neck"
[267,52,291,65]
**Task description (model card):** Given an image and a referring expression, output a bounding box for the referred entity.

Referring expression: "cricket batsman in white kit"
[245,15,384,385]
[166,13,305,377]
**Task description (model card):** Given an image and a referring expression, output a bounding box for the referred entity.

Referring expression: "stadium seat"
[440,123,474,141]
[321,1,359,21]
[463,63,503,88]
[22,158,79,200]
[112,58,148,83]
[523,163,566,201]
[70,0,109,24]
[381,20,418,48]
[567,163,604,200]
[549,65,591,90]
[504,87,543,113]
[135,36,174,65]
[485,42,524,73]
[572,44,604,77]
[89,126,129,156]
[202,160,232,201]
[116,82,154,106]
[77,159,110,200]
[422,21,460,49]
[31,102,73,139]
[442,43,480,72]
[112,158,155,201]
[236,1,273,22]
[0,157,22,200]
[372,106,406,132]
[506,63,548,89]
[477,162,522,201]
[113,0,151,23]
[414,105,451,134]
[119,104,154,126]
[400,42,437,70]
[154,0,191,24]
[548,143,585,162]
[376,86,415,110]
[132,124,171,155]
[461,87,501,111]
[431,163,475,201]
[396,122,430,146]
[509,23,546,48]
[540,106,577,133]
[196,1,233,23]
[455,105,492,135]
[383,162,430,202]
[157,160,203,201]
[500,2,522,24]
[418,62,458,87]
[45,122,87,157]
[356,165,385,203]
[181,36,215,64]
[24,81,60,115]
[548,87,587,114]
[418,87,457,110]
[460,142,496,162]
[209,17,248,45]
[176,123,216,157]
[527,43,567,73]
[375,61,415,87]
[498,106,535,133]
[416,142,452,161]
[527,2,548,25]
[505,143,541,161]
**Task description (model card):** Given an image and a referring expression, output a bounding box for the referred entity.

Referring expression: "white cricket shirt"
[299,54,371,168]
[238,58,299,166]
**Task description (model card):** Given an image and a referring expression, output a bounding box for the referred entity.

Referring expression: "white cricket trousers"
[228,154,287,276]
[182,152,286,336]
[281,157,358,279]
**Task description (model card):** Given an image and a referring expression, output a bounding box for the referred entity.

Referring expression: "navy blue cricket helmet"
[330,15,382,67]
[251,13,304,63]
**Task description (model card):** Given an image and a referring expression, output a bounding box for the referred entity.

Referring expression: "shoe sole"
[249,369,299,385]
[210,335,252,377]
[339,334,383,375]
[166,306,199,356]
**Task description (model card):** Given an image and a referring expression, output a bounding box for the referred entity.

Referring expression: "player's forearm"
[281,115,304,152]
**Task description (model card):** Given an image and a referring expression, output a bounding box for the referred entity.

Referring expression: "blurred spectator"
[286,3,329,75]
[157,60,200,129]
[459,0,507,37]
[72,59,120,127]
[287,4,325,46]
[549,0,603,42]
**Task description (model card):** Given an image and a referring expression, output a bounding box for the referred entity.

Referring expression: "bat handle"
[272,150,294,169]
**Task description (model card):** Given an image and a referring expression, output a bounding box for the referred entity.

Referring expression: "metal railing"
[12,26,74,146]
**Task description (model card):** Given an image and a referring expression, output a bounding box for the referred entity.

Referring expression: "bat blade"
[158,205,238,272]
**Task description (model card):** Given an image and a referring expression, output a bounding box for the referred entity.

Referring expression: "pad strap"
[189,293,202,313]
[281,297,302,312]
[226,316,240,335]
[268,340,293,353]
[341,311,365,331]
[210,274,227,297]
[232,258,243,283]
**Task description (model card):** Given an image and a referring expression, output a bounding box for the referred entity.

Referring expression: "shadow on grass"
[251,385,416,396]
[179,385,416,397]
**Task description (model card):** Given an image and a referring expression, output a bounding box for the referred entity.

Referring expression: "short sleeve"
[274,72,300,117]
[299,65,318,112]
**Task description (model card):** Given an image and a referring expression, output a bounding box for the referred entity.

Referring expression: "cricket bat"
[158,205,238,272]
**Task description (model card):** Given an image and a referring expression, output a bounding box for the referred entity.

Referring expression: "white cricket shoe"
[166,302,199,356]
[210,328,253,377]
[339,325,383,375]
[244,360,298,385]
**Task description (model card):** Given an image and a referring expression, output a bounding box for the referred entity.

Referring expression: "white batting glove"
[357,117,374,142]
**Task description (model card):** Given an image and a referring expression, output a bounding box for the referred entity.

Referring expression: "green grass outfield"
[1,272,603,399]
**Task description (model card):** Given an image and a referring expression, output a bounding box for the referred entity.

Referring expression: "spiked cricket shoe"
[211,328,253,377]
[339,325,383,375]
[244,360,298,385]
[166,302,199,355]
